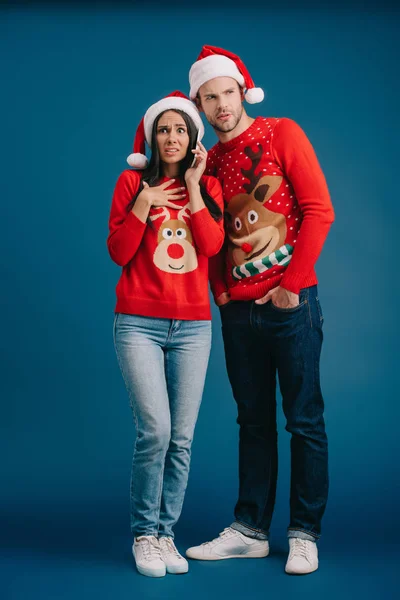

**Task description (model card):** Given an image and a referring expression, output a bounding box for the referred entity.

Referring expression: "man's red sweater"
[206,117,335,300]
[108,171,225,320]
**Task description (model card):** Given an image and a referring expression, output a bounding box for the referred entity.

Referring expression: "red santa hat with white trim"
[127,90,205,168]
[189,45,264,104]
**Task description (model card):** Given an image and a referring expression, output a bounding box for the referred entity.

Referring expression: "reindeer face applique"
[225,145,294,280]
[150,204,198,274]
[226,179,286,266]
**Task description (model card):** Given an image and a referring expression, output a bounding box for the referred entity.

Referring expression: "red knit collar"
[216,116,263,153]
[159,174,185,186]
[159,174,209,187]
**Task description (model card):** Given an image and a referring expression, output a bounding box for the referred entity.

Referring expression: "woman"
[107,91,224,578]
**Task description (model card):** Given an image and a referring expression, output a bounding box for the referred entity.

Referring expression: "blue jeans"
[113,313,212,539]
[220,285,328,542]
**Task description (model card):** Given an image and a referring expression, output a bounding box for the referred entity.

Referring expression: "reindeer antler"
[149,206,171,223]
[178,203,191,223]
[242,144,264,194]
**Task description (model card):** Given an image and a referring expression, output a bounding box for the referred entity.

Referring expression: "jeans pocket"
[219,300,240,314]
[269,299,307,314]
[219,301,234,309]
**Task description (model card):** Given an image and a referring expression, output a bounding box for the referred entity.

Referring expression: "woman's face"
[156,110,190,166]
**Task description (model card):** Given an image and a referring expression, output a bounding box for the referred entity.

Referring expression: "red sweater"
[206,117,335,300]
[107,171,225,320]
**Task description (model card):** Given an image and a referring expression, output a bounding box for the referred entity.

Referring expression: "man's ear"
[194,95,204,113]
[239,86,245,102]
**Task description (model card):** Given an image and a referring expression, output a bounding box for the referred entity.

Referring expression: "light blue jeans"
[113,313,212,539]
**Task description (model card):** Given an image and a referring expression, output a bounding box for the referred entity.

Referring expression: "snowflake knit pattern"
[207,116,334,300]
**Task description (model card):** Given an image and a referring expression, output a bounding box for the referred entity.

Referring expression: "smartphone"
[190,132,199,167]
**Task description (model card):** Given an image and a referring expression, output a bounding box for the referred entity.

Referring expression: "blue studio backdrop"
[1,1,398,599]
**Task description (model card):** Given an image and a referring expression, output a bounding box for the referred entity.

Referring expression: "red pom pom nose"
[242,242,253,253]
[167,244,185,259]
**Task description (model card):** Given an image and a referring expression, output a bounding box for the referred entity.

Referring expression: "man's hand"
[216,291,231,307]
[255,285,299,309]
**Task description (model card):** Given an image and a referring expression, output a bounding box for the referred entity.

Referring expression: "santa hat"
[127,90,205,168]
[189,45,264,104]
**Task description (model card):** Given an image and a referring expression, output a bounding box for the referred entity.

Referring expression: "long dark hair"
[127,109,222,222]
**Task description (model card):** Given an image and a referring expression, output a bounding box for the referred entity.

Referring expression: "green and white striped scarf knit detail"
[232,243,294,280]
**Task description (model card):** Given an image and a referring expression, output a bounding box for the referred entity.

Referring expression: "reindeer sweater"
[206,117,335,300]
[107,171,225,320]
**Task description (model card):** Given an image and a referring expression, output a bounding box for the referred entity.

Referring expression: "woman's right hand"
[136,180,186,210]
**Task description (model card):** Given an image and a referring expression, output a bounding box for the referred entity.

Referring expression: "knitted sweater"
[107,171,225,320]
[206,117,335,300]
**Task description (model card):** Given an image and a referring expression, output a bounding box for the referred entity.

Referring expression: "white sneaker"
[132,535,166,578]
[285,537,319,575]
[159,537,189,574]
[186,527,269,560]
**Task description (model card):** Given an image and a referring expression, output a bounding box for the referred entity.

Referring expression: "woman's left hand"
[184,141,207,187]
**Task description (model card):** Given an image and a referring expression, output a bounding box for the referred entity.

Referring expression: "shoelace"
[159,537,183,559]
[290,538,309,560]
[201,527,237,547]
[137,536,162,561]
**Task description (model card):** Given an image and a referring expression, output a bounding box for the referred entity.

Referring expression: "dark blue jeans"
[220,285,328,542]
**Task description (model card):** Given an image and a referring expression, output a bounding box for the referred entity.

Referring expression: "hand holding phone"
[185,140,208,187]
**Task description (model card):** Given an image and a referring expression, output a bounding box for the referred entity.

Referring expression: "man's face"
[197,77,243,134]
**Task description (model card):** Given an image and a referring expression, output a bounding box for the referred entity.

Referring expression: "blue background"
[1,1,398,598]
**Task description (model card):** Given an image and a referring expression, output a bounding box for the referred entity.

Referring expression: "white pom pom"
[245,87,265,104]
[127,153,148,169]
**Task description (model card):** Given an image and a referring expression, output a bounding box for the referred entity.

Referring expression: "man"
[185,46,335,575]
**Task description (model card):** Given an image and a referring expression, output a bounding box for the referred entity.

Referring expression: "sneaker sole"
[285,564,318,575]
[136,564,166,577]
[186,547,269,560]
[166,564,189,574]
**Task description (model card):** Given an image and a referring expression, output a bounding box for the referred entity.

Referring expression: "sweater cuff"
[124,210,147,233]
[191,206,211,226]
[280,271,307,295]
